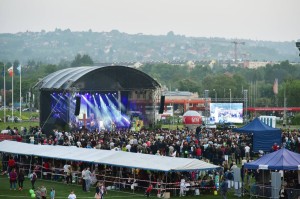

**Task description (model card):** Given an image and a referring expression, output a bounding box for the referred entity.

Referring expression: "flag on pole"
[18,64,22,117]
[3,64,6,122]
[17,65,21,74]
[273,78,278,95]
[7,66,13,77]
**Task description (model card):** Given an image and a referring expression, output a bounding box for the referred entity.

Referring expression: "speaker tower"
[74,96,81,116]
[159,96,165,114]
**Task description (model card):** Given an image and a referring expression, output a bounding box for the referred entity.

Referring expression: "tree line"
[1,54,300,111]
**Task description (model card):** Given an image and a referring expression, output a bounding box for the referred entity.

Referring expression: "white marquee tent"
[0,140,219,172]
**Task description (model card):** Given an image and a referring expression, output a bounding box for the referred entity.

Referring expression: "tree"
[177,79,201,93]
[71,54,94,67]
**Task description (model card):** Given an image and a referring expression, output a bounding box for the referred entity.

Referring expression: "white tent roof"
[0,140,219,172]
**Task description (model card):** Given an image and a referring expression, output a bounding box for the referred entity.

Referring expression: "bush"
[292,113,300,125]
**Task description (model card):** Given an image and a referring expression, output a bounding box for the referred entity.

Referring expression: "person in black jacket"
[220,177,229,199]
[279,185,288,199]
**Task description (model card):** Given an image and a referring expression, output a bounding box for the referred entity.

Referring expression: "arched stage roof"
[35,66,160,91]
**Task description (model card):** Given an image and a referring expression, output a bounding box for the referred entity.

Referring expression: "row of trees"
[1,55,300,111]
[140,60,300,108]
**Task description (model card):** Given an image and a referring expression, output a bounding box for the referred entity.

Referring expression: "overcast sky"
[0,0,299,42]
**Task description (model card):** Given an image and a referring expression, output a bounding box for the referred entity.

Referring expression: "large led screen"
[209,103,243,124]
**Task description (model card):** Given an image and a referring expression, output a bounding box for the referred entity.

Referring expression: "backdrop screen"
[209,103,243,124]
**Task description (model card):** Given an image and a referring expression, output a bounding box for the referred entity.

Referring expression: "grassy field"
[0,110,299,132]
[0,110,39,131]
[0,175,247,199]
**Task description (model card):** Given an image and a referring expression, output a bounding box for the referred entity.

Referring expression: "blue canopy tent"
[244,148,300,170]
[232,118,282,152]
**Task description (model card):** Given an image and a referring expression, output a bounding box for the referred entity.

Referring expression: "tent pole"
[165,172,168,197]
[41,157,43,179]
[133,169,135,194]
[29,155,32,175]
[104,165,106,184]
[118,167,121,190]
[262,170,265,197]
[52,158,54,181]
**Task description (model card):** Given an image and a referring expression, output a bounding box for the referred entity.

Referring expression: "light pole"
[204,90,209,125]
[229,89,232,111]
[243,89,248,123]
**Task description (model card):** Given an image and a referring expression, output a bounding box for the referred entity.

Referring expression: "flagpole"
[12,64,13,120]
[19,65,21,118]
[3,64,6,123]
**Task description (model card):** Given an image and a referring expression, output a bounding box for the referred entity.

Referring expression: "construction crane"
[231,40,245,63]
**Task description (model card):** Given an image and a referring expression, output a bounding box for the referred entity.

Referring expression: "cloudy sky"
[0,0,299,41]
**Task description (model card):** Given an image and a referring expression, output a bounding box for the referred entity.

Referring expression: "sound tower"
[159,96,165,114]
[74,96,81,116]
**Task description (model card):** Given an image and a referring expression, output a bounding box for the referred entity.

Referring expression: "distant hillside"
[0,29,299,64]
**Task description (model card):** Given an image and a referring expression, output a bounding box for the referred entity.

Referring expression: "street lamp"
[229,89,232,110]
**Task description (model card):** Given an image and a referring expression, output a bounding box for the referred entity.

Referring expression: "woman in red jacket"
[9,168,17,190]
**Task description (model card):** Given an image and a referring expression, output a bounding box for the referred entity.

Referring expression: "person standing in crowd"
[50,188,55,199]
[8,156,16,173]
[30,171,37,190]
[63,162,70,183]
[9,168,17,190]
[81,167,86,191]
[220,177,229,199]
[68,190,76,199]
[35,187,42,199]
[244,144,250,161]
[85,167,92,192]
[100,182,107,199]
[66,165,72,184]
[234,145,241,164]
[95,182,101,199]
[40,184,47,199]
[145,184,153,198]
[18,169,25,191]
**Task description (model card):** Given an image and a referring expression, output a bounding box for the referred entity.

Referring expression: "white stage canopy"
[0,140,220,172]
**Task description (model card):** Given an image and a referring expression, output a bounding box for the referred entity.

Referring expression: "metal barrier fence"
[250,184,300,199]
[250,184,272,198]
[285,187,300,199]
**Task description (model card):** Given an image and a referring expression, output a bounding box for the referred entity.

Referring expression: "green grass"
[0,176,246,199]
[0,110,39,131]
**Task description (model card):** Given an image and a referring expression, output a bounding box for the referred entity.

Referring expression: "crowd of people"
[1,124,300,198]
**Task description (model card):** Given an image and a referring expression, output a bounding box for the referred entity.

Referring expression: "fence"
[250,184,300,199]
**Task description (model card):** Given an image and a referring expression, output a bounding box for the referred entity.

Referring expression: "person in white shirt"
[63,163,70,183]
[67,191,76,199]
[85,167,92,192]
[244,144,250,161]
[125,144,131,152]
[81,168,86,191]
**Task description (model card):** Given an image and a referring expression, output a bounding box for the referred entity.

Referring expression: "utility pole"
[283,86,287,126]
